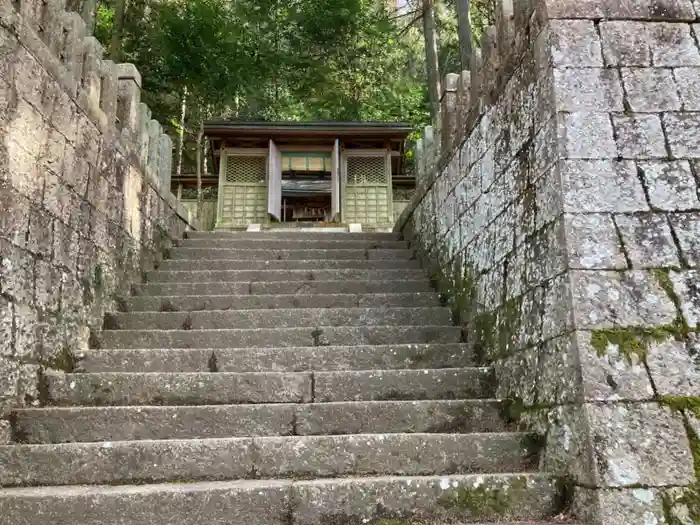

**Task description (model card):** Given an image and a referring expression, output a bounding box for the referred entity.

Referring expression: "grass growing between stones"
[660,396,700,523]
[589,327,675,364]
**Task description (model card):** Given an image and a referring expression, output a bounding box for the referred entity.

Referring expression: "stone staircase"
[0,232,573,524]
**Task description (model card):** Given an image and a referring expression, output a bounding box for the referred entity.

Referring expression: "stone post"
[440,73,459,160]
[116,63,142,144]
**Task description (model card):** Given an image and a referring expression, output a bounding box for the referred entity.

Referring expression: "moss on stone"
[42,345,77,373]
[590,327,675,365]
[438,477,527,517]
[660,395,700,522]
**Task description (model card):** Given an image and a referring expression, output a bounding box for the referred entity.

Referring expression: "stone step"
[185,231,402,240]
[177,239,409,250]
[0,433,537,486]
[108,307,453,330]
[0,474,563,524]
[146,268,426,283]
[13,400,507,443]
[96,325,463,349]
[170,248,413,260]
[126,292,440,312]
[138,279,433,296]
[159,258,421,270]
[45,368,493,406]
[78,344,473,373]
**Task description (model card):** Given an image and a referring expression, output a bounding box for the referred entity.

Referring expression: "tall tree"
[455,0,472,69]
[108,0,127,61]
[422,0,441,123]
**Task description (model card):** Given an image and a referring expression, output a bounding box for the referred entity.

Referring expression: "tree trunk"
[422,0,441,124]
[195,118,204,224]
[456,0,472,70]
[175,87,188,179]
[109,0,127,62]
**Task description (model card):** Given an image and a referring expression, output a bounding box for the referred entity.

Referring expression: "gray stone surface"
[291,474,560,524]
[313,368,494,402]
[560,160,649,213]
[140,279,433,296]
[564,213,627,270]
[46,371,313,406]
[0,480,292,525]
[664,112,700,157]
[295,400,507,436]
[80,344,473,373]
[111,307,452,330]
[98,325,463,349]
[549,20,603,67]
[179,238,409,250]
[674,67,700,110]
[587,402,695,487]
[611,114,667,159]
[621,68,682,112]
[557,112,616,158]
[14,404,297,443]
[669,269,700,325]
[669,213,700,266]
[638,160,700,211]
[147,268,426,283]
[127,292,439,312]
[614,213,681,268]
[599,21,651,66]
[553,68,624,112]
[159,258,421,271]
[569,270,677,329]
[170,247,414,260]
[576,331,655,402]
[646,338,700,396]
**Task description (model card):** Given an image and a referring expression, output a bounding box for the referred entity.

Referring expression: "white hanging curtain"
[267,139,282,221]
[331,138,341,221]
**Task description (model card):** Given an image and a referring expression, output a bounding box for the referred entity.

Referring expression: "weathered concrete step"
[108,307,452,330]
[0,474,562,524]
[45,368,492,406]
[0,433,536,486]
[13,400,507,443]
[147,268,425,283]
[170,248,414,260]
[178,239,409,249]
[126,292,440,312]
[138,279,433,296]
[314,368,494,402]
[97,325,463,349]
[185,231,402,240]
[45,371,313,406]
[78,343,472,373]
[159,258,421,270]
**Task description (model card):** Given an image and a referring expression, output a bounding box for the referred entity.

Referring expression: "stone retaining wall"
[0,0,195,429]
[397,0,700,522]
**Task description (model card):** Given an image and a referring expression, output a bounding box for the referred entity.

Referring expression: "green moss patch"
[590,327,676,365]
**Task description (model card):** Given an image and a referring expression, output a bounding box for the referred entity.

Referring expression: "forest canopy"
[76,0,494,175]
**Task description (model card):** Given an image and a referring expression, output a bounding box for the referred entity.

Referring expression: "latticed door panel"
[225,156,267,184]
[218,154,268,228]
[347,156,387,185]
[344,155,390,226]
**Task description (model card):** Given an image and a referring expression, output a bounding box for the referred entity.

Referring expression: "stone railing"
[0,0,196,429]
[397,0,700,523]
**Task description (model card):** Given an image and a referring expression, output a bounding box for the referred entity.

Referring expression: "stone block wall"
[0,0,195,432]
[397,0,700,522]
